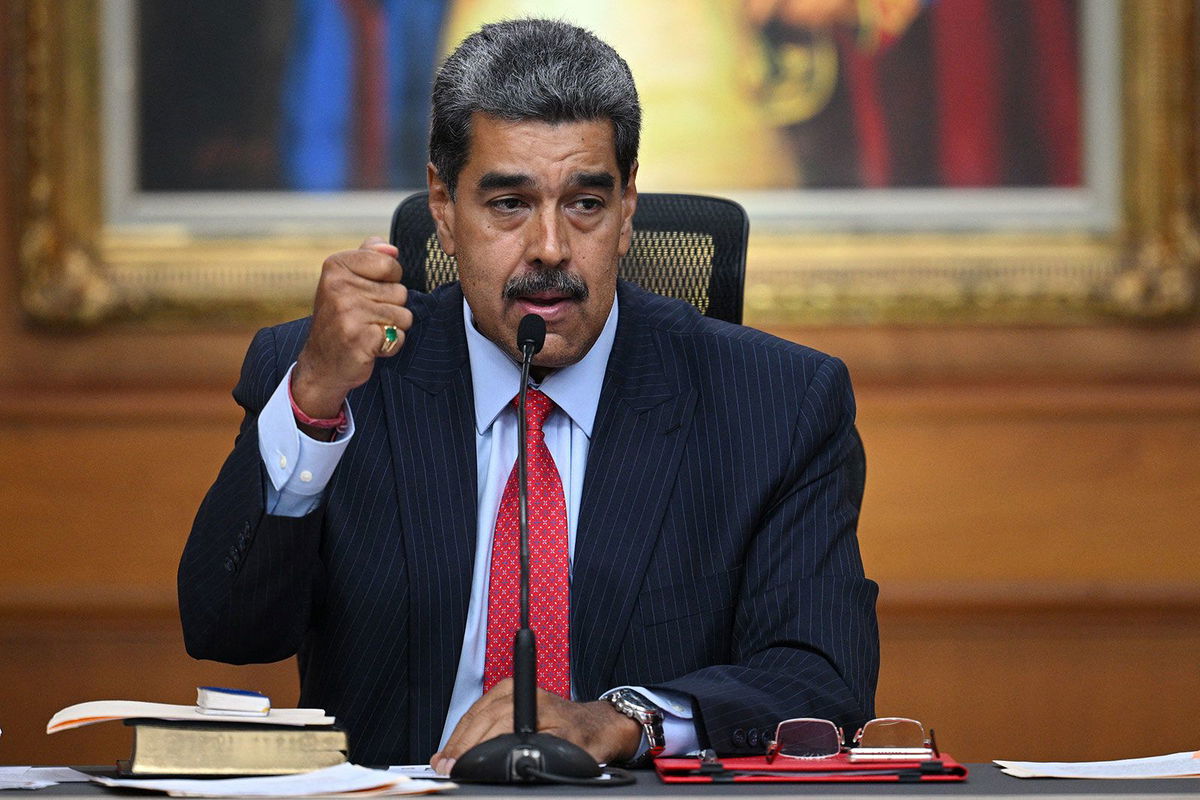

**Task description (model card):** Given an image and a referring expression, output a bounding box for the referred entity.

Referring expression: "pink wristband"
[287,382,347,430]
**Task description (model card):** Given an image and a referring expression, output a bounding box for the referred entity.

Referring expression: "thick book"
[120,720,348,777]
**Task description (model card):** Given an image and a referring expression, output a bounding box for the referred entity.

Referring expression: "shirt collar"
[464,295,619,438]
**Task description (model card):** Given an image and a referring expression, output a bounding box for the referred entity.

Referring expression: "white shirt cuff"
[258,363,354,516]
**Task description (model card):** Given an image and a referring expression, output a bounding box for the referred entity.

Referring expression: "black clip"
[697,749,726,775]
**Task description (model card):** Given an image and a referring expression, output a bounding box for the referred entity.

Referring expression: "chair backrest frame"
[389,191,748,325]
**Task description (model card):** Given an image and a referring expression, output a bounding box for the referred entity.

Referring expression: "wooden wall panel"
[1,385,1197,766]
[4,386,1198,605]
[856,386,1200,590]
[877,608,1200,763]
[1,419,235,608]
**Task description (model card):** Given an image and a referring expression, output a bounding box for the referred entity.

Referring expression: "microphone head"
[516,314,546,355]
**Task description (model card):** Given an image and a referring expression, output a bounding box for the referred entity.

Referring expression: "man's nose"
[527,206,570,267]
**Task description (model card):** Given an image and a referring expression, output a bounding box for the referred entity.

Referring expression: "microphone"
[513,313,544,739]
[516,312,545,359]
[451,314,602,785]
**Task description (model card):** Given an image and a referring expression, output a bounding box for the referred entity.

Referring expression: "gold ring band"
[380,324,400,354]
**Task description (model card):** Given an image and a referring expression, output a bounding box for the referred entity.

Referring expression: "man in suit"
[180,18,879,771]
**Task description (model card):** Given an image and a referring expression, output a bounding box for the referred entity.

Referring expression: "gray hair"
[429,18,641,198]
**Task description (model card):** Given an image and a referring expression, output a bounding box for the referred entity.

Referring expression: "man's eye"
[491,197,525,212]
[573,197,603,211]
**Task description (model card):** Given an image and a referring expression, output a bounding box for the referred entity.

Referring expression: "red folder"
[655,753,968,783]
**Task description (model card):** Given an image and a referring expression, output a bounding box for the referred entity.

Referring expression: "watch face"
[614,691,655,716]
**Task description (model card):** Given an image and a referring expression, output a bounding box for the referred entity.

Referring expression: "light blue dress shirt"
[257,296,697,757]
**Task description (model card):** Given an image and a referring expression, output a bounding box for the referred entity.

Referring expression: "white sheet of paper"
[995,751,1200,779]
[0,780,55,790]
[24,767,94,782]
[387,765,449,780]
[0,766,94,789]
[92,763,454,797]
[0,770,55,790]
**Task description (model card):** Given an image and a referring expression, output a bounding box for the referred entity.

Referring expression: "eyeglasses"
[765,717,933,763]
[764,718,844,762]
[851,717,935,761]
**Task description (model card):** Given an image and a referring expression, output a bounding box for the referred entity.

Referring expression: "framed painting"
[10,0,1198,327]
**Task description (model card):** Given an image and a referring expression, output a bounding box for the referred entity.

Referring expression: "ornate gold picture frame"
[9,1,1198,328]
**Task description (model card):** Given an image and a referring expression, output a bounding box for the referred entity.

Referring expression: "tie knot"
[515,388,554,431]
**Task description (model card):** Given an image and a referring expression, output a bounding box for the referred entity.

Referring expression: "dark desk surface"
[21,765,1200,799]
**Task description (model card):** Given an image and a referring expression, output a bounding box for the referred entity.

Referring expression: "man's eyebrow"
[570,171,616,190]
[475,170,616,192]
[477,172,533,191]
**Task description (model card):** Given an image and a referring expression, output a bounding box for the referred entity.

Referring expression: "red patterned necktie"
[482,388,571,698]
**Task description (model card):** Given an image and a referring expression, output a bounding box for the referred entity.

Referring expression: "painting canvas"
[134,0,1088,200]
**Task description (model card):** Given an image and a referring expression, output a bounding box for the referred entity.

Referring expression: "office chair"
[389,191,747,324]
[388,190,866,508]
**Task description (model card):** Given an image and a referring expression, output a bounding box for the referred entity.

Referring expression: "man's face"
[428,113,637,370]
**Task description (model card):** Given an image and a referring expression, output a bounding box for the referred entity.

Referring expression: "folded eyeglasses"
[763,717,936,762]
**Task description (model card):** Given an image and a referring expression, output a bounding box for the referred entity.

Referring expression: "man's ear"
[617,161,638,258]
[427,163,457,256]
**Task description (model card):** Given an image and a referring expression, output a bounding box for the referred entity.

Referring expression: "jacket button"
[223,557,236,572]
[732,728,746,747]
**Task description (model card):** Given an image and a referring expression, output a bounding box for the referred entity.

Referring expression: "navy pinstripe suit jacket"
[180,280,879,766]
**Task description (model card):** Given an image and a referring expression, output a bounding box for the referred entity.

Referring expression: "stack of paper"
[94,763,453,797]
[0,767,92,790]
[995,751,1200,779]
[47,700,332,732]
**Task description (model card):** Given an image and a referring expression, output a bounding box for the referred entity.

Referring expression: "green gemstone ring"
[380,324,400,354]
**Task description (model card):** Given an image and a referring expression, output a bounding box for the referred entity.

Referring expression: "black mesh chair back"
[389,192,747,324]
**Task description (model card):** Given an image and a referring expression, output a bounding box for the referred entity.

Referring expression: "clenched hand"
[291,237,412,429]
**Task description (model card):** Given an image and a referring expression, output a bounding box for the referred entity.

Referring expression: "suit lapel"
[571,285,697,699]
[379,285,477,759]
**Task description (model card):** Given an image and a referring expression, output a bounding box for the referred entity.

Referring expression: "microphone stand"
[451,315,603,784]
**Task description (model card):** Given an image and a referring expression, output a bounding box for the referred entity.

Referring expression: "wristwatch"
[604,688,666,767]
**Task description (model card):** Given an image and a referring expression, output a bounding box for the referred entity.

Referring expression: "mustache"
[502,269,589,302]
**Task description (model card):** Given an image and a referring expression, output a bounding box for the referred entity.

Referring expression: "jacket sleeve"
[178,325,326,664]
[650,356,880,753]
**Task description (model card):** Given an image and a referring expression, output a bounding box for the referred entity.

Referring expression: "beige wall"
[2,3,1199,770]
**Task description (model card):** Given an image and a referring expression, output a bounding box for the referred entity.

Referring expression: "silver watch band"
[604,688,666,767]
